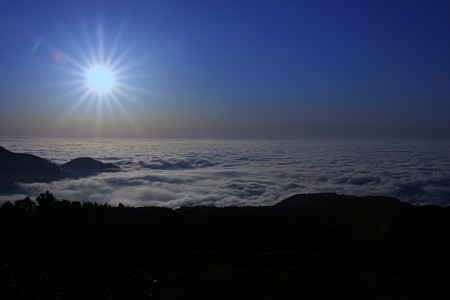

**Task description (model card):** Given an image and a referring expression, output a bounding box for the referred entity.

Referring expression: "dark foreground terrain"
[2,192,450,299]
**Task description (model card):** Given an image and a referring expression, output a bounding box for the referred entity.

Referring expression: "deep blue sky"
[0,0,449,138]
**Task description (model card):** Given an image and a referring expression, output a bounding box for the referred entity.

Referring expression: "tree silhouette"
[14,197,36,211]
[36,190,56,207]
[1,201,14,210]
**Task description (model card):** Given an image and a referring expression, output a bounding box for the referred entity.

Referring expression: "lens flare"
[52,50,64,62]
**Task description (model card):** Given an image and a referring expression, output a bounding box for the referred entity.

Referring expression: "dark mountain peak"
[61,157,120,177]
[0,146,66,175]
[0,146,70,194]
[0,145,11,153]
[274,193,408,210]
[62,157,119,169]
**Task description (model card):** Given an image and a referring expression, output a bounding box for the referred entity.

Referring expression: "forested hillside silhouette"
[1,191,450,299]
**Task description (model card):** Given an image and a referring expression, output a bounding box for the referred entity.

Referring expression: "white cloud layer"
[2,138,450,207]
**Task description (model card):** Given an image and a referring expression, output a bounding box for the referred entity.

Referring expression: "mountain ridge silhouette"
[0,146,120,193]
[61,157,121,177]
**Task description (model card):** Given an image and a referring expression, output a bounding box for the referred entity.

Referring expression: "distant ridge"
[275,193,405,207]
[0,146,121,194]
[0,145,69,193]
[61,157,120,177]
[274,193,410,215]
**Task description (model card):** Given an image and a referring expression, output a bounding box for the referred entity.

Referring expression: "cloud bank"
[2,139,450,207]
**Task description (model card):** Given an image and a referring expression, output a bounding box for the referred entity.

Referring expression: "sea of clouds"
[1,138,450,207]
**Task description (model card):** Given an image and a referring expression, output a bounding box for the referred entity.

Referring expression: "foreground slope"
[1,192,450,299]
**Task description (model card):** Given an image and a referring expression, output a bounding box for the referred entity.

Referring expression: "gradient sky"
[0,0,449,138]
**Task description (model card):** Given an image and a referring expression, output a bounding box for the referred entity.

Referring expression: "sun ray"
[96,25,105,65]
[105,25,125,67]
[113,55,148,75]
[46,20,149,137]
[81,22,99,66]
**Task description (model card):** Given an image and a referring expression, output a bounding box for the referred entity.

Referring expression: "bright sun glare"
[85,67,114,92]
[52,23,149,130]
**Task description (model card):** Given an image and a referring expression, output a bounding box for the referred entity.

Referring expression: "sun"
[49,22,151,132]
[52,24,135,103]
[85,67,114,93]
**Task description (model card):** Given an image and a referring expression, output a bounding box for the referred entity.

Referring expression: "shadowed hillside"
[0,146,120,193]
[0,146,69,193]
[61,157,120,177]
[1,192,450,299]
